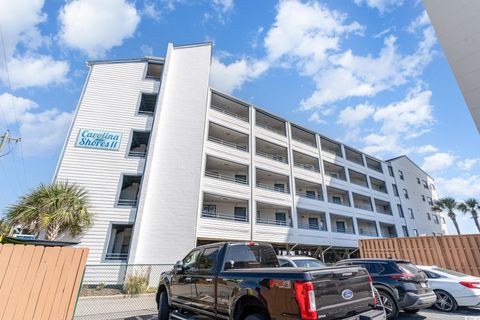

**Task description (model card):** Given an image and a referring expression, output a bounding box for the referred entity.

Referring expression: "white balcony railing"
[256,218,292,227]
[117,199,138,207]
[294,162,320,172]
[256,151,288,163]
[205,171,248,185]
[128,150,147,157]
[105,252,129,260]
[296,191,323,201]
[292,137,316,148]
[359,230,378,237]
[256,122,285,136]
[208,136,248,152]
[298,222,327,231]
[331,227,355,234]
[211,104,249,122]
[256,182,290,193]
[201,211,248,222]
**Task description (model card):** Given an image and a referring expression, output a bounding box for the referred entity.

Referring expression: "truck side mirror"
[175,260,184,273]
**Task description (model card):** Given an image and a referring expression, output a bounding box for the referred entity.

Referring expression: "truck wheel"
[244,314,268,320]
[434,290,458,312]
[378,291,398,320]
[158,291,170,320]
[404,309,420,314]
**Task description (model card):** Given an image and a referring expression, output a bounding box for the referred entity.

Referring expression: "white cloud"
[353,0,403,13]
[210,57,268,94]
[415,144,438,154]
[458,158,479,171]
[362,133,406,155]
[337,103,375,127]
[212,0,234,13]
[422,152,456,172]
[435,175,480,199]
[407,11,430,33]
[58,0,140,58]
[308,112,326,124]
[0,93,72,156]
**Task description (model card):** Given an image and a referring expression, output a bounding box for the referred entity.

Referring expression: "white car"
[417,265,480,312]
[277,255,326,268]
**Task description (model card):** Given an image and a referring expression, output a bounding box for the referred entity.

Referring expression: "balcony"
[352,193,373,211]
[208,122,249,152]
[357,219,378,237]
[370,177,387,193]
[118,175,141,207]
[326,186,350,207]
[256,138,288,163]
[256,110,286,136]
[210,91,249,122]
[320,137,343,157]
[256,202,292,227]
[323,161,346,181]
[256,168,290,193]
[366,157,383,173]
[205,155,249,185]
[202,193,249,222]
[128,131,150,157]
[348,169,369,188]
[374,198,393,215]
[380,223,397,238]
[295,178,323,201]
[291,125,317,148]
[293,151,320,172]
[297,208,327,231]
[330,214,355,234]
[345,147,364,166]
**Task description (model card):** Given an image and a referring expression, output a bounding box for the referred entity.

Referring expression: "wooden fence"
[0,244,89,320]
[359,234,480,276]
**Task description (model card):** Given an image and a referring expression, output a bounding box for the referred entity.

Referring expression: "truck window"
[183,249,200,272]
[223,244,278,270]
[198,246,220,271]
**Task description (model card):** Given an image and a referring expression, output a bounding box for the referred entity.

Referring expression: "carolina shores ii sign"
[75,129,122,151]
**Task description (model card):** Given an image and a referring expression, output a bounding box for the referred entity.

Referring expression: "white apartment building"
[54,42,448,265]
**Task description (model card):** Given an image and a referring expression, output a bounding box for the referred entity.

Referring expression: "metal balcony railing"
[128,150,147,157]
[294,162,320,172]
[208,136,248,152]
[201,211,248,222]
[256,218,292,227]
[117,199,138,207]
[256,150,288,163]
[298,222,327,231]
[105,252,129,261]
[296,191,323,201]
[210,104,249,122]
[359,230,378,237]
[382,233,397,238]
[354,204,374,211]
[350,179,369,188]
[372,185,388,193]
[331,227,355,234]
[322,148,342,157]
[256,122,285,136]
[328,198,350,207]
[205,171,249,185]
[256,182,290,193]
[292,137,316,148]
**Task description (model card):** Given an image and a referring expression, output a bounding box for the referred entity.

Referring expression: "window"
[426,213,431,220]
[441,217,446,224]
[392,184,399,197]
[388,166,394,177]
[139,93,158,115]
[279,259,294,267]
[203,204,216,213]
[145,62,163,79]
[421,195,426,202]
[275,212,287,225]
[403,188,409,199]
[183,249,201,272]
[234,207,247,221]
[274,183,285,193]
[223,244,278,270]
[362,263,385,275]
[398,170,404,180]
[430,184,435,190]
[417,177,421,184]
[397,204,404,217]
[332,196,342,204]
[308,217,319,229]
[408,208,414,219]
[402,226,409,237]
[106,224,132,261]
[336,221,346,233]
[427,197,433,205]
[198,246,220,271]
[118,175,142,206]
[413,229,419,237]
[422,180,428,189]
[306,190,316,199]
[235,175,247,184]
[129,131,150,157]
[433,215,439,224]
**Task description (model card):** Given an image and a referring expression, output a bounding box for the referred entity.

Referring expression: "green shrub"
[95,282,105,291]
[123,274,148,295]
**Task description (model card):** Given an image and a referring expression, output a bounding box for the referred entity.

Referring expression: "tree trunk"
[45,221,61,241]
[473,216,480,233]
[451,218,461,235]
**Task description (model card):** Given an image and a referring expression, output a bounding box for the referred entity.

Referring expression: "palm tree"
[7,181,92,241]
[0,218,10,240]
[432,197,461,235]
[457,198,480,233]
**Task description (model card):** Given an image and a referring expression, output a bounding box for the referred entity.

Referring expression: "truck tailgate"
[309,267,374,319]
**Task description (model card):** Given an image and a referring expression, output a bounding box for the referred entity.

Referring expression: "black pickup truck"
[156,242,385,320]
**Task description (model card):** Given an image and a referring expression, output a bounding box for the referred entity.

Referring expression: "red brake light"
[294,281,317,320]
[460,281,480,289]
[389,273,415,280]
[246,242,258,246]
[368,274,377,305]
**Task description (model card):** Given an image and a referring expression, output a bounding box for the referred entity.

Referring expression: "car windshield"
[223,244,278,270]
[433,267,471,277]
[293,259,326,268]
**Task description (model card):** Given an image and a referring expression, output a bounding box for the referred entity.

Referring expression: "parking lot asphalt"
[398,307,480,320]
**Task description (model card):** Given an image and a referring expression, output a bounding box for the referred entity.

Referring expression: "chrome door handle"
[205,278,213,282]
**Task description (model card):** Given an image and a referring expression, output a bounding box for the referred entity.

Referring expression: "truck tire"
[244,314,268,320]
[378,290,399,320]
[157,291,170,320]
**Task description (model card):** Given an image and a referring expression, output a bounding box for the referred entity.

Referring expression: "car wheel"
[157,291,170,320]
[434,290,458,312]
[244,314,269,320]
[404,309,420,314]
[378,291,399,320]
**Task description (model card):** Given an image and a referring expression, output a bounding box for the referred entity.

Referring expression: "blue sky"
[0,0,479,234]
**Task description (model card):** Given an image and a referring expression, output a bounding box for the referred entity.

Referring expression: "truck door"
[171,249,200,306]
[190,246,220,315]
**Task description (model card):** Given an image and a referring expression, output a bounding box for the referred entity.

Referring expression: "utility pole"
[0,130,21,157]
